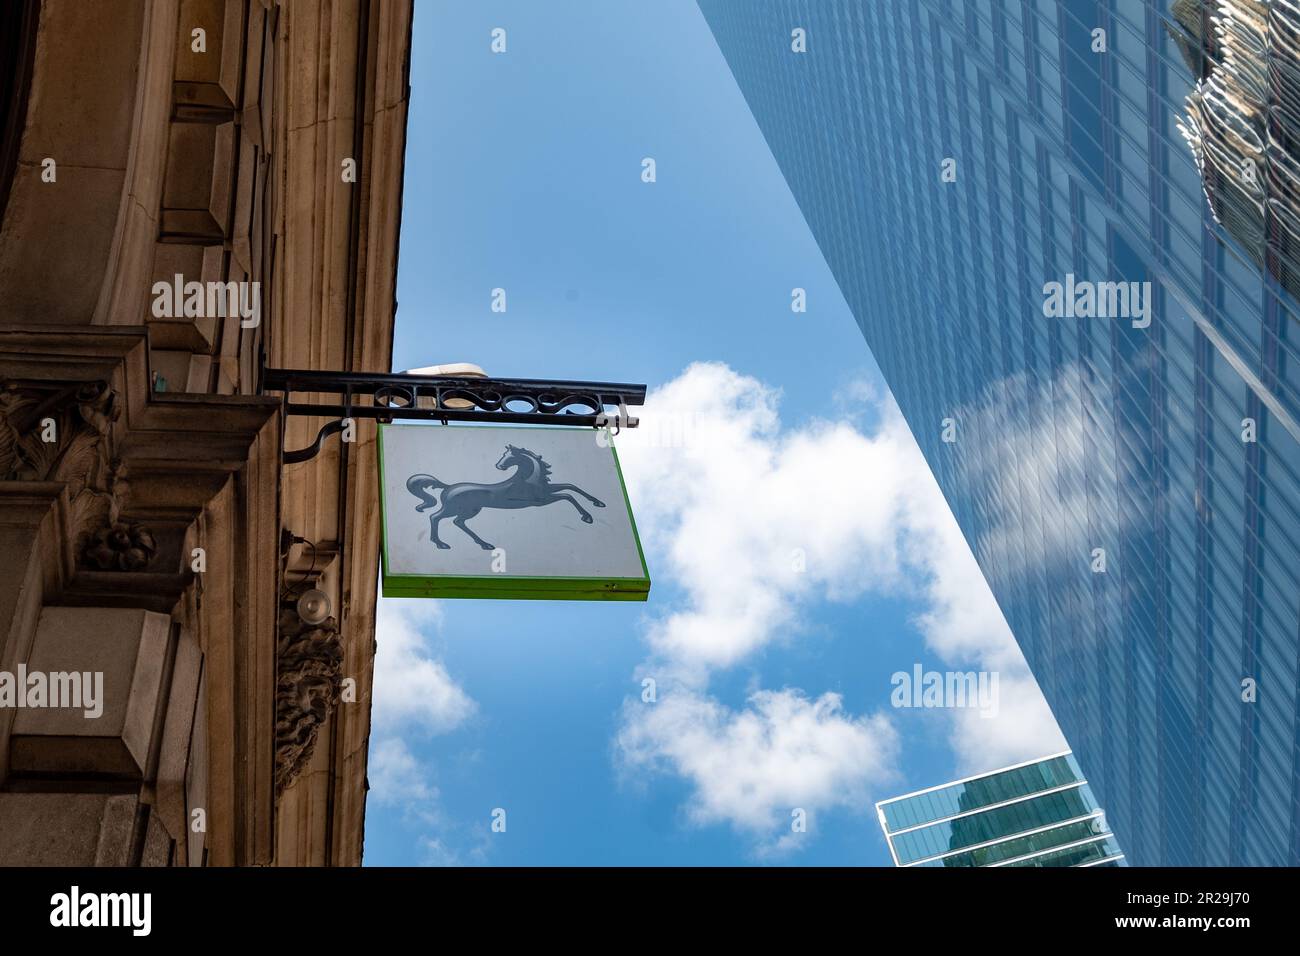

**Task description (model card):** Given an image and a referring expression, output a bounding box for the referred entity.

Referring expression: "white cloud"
[369,736,437,807]
[617,363,921,673]
[948,672,1065,775]
[907,504,1068,764]
[949,362,1104,587]
[618,686,898,853]
[613,362,1067,843]
[368,598,479,857]
[373,598,476,734]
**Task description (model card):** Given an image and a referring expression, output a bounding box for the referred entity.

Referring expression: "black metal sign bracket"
[261,367,646,464]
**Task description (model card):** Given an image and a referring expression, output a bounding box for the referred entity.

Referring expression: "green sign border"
[378,423,651,601]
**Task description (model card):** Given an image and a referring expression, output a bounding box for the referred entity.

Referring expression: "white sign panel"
[379,424,650,600]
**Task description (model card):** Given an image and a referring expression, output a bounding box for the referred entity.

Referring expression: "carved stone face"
[273,608,344,798]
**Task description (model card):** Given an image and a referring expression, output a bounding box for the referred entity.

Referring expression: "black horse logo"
[406,444,606,550]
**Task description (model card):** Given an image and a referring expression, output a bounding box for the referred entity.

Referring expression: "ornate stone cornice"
[0,379,155,570]
[0,379,116,484]
[2,326,283,864]
[274,607,344,799]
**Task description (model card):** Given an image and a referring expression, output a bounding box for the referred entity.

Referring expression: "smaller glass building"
[877,752,1125,867]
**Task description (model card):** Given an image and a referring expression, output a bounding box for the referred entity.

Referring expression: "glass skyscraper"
[698,0,1300,865]
[878,752,1125,866]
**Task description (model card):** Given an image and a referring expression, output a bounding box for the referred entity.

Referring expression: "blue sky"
[364,0,1066,866]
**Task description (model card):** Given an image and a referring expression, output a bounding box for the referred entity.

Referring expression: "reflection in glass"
[1176,0,1300,297]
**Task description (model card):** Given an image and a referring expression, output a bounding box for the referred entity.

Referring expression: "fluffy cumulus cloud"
[372,599,476,734]
[948,672,1065,775]
[617,363,923,673]
[612,362,1066,847]
[369,599,476,814]
[618,687,898,851]
[907,508,1066,775]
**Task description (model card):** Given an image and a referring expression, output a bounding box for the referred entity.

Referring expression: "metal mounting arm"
[261,367,646,464]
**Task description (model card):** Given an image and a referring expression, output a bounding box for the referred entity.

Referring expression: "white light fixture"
[399,362,488,410]
[296,588,332,626]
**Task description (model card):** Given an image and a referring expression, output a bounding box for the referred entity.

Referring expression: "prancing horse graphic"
[405,444,605,550]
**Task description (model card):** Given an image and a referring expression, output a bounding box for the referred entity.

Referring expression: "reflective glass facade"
[878,753,1125,866]
[698,0,1300,865]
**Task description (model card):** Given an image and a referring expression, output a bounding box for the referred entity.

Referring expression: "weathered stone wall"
[0,0,412,867]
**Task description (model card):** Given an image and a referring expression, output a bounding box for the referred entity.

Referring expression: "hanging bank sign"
[378,424,650,600]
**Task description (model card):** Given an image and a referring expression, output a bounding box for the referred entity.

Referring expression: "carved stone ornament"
[0,379,154,570]
[82,521,159,571]
[274,607,344,798]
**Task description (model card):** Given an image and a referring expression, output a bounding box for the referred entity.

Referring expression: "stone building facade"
[0,0,412,865]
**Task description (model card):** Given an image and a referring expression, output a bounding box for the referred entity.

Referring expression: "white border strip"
[886,780,1087,838]
[876,750,1074,808]
[877,805,901,866]
[988,833,1114,867]
[902,811,1104,866]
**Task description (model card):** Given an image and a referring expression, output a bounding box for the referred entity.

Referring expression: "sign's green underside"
[381,574,651,601]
